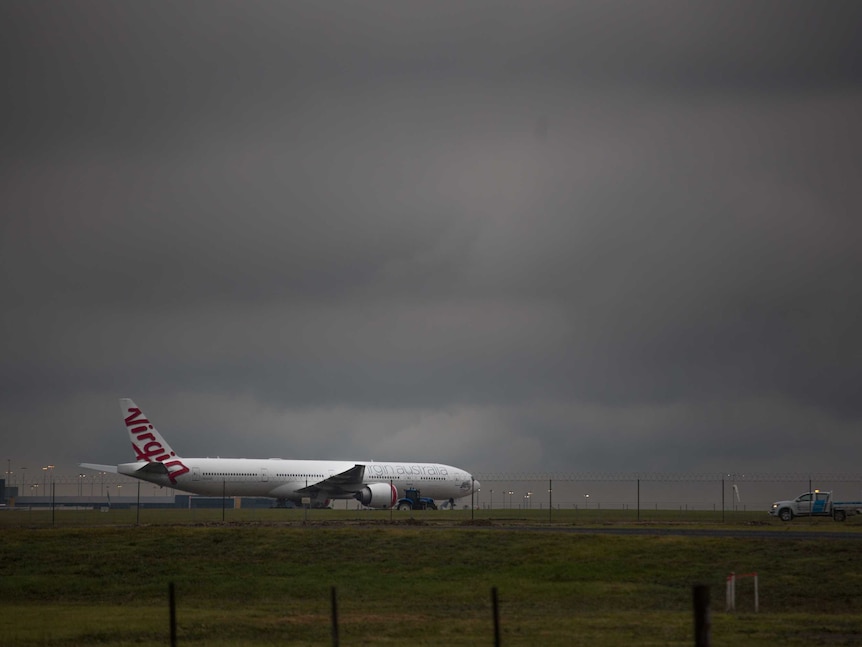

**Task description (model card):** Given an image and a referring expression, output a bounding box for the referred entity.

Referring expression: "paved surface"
[492,524,862,540]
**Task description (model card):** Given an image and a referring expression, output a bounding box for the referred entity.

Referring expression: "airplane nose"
[472,479,481,493]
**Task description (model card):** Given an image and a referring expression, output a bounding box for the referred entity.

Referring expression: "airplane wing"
[296,464,366,497]
[80,463,118,473]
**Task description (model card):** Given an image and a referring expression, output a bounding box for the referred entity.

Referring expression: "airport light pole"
[507,490,513,508]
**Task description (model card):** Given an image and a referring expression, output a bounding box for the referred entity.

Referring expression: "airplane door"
[260,467,268,482]
[193,467,200,481]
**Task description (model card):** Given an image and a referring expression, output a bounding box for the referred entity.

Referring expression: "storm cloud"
[2,1,861,479]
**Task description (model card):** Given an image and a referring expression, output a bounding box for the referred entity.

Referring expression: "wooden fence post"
[693,584,710,647]
[169,582,177,647]
[331,586,340,647]
[492,587,501,647]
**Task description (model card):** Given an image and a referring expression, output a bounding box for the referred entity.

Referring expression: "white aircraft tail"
[120,398,181,463]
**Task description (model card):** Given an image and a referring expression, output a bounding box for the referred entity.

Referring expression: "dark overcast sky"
[2,1,861,480]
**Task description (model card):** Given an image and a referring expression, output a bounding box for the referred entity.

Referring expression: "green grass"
[1,515,861,645]
[5,504,862,529]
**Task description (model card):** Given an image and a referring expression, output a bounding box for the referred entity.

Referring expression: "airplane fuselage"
[118,457,474,502]
[85,399,479,509]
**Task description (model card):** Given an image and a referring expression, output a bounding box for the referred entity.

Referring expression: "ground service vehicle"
[396,488,438,511]
[769,491,862,522]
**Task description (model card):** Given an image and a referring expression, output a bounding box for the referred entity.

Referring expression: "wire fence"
[4,472,862,524]
[471,473,862,514]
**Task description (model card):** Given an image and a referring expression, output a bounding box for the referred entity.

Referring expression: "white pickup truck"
[769,491,862,522]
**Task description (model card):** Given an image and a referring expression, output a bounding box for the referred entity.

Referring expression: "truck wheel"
[834,510,847,522]
[778,508,793,522]
[396,502,412,511]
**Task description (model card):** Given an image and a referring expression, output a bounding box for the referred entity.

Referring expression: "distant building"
[0,479,16,506]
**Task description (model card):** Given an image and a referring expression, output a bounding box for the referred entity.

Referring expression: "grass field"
[1,510,861,646]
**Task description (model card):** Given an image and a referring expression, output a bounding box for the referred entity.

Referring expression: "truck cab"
[769,491,832,521]
[796,491,828,515]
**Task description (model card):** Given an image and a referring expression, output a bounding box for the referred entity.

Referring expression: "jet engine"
[355,482,398,509]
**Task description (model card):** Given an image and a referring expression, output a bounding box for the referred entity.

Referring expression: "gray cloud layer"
[2,2,861,478]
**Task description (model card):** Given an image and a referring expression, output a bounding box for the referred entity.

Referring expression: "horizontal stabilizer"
[80,463,118,474]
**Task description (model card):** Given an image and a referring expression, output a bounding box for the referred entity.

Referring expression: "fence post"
[471,477,475,521]
[726,572,758,613]
[169,582,177,647]
[693,584,710,646]
[725,572,735,611]
[491,587,500,647]
[331,586,339,647]
[754,574,759,613]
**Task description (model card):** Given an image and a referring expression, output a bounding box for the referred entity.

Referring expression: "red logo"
[125,407,190,483]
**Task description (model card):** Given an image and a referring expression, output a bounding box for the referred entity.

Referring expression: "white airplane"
[81,399,479,509]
